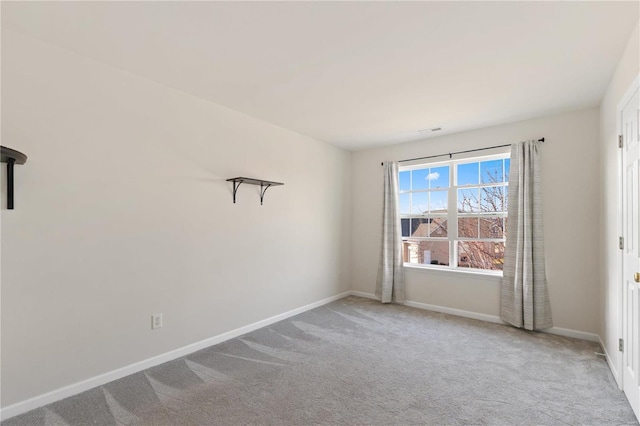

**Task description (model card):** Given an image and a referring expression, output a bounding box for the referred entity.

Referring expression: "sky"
[399,158,510,215]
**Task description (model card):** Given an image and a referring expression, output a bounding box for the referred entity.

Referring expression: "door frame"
[617,74,640,390]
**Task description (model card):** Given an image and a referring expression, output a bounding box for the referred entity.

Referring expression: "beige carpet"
[3,296,637,425]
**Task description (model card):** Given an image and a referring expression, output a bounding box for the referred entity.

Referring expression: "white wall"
[0,29,351,407]
[352,108,601,334]
[599,22,639,380]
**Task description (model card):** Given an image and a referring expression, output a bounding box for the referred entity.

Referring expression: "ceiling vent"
[418,127,442,133]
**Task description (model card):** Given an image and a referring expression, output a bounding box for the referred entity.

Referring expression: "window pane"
[504,159,511,182]
[399,193,410,215]
[410,218,429,237]
[430,190,448,213]
[457,162,479,186]
[430,218,448,237]
[403,240,450,266]
[458,241,505,270]
[458,188,478,212]
[480,160,504,184]
[428,166,450,189]
[480,186,505,212]
[411,168,429,191]
[411,217,448,238]
[480,217,504,238]
[399,170,411,192]
[458,217,479,238]
[401,218,410,237]
[411,192,428,215]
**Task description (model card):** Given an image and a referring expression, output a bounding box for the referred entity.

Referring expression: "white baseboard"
[545,326,599,343]
[349,291,378,300]
[0,291,351,421]
[403,299,505,325]
[1,290,604,421]
[349,291,600,342]
[600,336,622,389]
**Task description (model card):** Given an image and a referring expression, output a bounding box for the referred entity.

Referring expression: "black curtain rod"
[381,137,545,166]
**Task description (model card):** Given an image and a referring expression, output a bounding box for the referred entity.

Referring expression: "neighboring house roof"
[411,219,448,238]
[407,216,505,239]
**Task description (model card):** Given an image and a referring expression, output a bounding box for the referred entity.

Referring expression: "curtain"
[376,161,405,303]
[500,140,553,330]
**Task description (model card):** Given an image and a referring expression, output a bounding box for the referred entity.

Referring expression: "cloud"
[426,172,440,181]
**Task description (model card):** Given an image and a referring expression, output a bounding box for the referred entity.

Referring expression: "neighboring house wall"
[599,21,639,381]
[351,107,601,334]
[0,29,351,407]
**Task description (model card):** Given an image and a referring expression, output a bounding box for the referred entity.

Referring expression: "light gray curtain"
[376,161,405,303]
[500,140,553,330]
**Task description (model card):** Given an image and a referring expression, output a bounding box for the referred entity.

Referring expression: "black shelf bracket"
[231,180,242,204]
[1,146,27,210]
[226,177,283,205]
[259,183,271,206]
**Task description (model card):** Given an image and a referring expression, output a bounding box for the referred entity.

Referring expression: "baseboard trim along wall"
[600,336,622,389]
[1,290,602,420]
[0,291,351,421]
[349,291,600,343]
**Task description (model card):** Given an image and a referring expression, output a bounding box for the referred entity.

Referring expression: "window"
[399,153,510,272]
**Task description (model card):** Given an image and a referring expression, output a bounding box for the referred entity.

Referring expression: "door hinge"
[619,236,624,250]
[619,135,623,148]
[619,338,624,352]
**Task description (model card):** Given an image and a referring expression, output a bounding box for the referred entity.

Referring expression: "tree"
[457,168,506,270]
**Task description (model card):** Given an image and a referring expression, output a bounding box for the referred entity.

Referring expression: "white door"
[622,86,640,419]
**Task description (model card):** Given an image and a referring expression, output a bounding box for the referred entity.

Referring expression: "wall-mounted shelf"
[1,146,27,210]
[226,177,283,205]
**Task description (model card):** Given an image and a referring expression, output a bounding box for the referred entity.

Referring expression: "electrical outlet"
[152,314,163,330]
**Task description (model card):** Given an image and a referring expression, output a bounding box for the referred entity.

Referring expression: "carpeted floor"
[3,296,637,425]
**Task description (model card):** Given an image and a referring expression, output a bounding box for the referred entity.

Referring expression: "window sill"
[403,263,503,281]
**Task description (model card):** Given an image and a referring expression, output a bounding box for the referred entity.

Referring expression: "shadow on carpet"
[3,296,637,425]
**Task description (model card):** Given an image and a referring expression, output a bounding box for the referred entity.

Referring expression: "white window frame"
[399,151,510,275]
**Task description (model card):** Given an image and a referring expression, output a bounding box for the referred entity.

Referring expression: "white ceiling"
[2,1,638,151]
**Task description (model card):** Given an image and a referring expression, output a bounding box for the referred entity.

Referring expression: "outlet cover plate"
[152,314,162,329]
